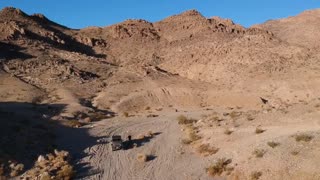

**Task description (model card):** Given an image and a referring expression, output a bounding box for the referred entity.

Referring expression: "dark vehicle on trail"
[111,135,123,151]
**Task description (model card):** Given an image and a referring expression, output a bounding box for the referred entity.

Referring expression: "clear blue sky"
[0,0,319,29]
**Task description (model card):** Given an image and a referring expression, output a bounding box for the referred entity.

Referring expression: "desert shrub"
[137,153,147,162]
[229,111,241,119]
[267,141,280,148]
[295,134,313,142]
[177,115,197,125]
[188,127,201,141]
[291,150,299,156]
[31,96,45,104]
[123,112,129,117]
[181,139,192,145]
[197,144,219,156]
[250,171,262,180]
[255,127,265,134]
[253,149,266,158]
[61,120,83,128]
[145,106,151,110]
[224,129,233,135]
[206,158,232,177]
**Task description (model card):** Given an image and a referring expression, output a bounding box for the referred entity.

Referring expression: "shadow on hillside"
[0,41,34,60]
[25,30,106,58]
[0,101,101,177]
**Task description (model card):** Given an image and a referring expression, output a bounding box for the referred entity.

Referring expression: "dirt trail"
[71,99,320,180]
[77,110,214,180]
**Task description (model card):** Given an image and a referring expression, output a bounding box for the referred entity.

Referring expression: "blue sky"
[0,0,319,29]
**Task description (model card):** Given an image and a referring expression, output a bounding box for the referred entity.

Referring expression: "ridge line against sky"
[0,0,319,29]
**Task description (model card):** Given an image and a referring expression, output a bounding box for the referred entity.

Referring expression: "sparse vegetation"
[206,158,232,177]
[253,149,266,158]
[255,127,266,134]
[123,112,129,117]
[145,106,151,110]
[224,128,233,135]
[197,144,219,156]
[137,153,148,162]
[22,150,74,180]
[61,120,83,128]
[294,134,313,142]
[229,111,241,119]
[177,115,197,125]
[291,150,299,156]
[267,141,280,148]
[250,171,262,180]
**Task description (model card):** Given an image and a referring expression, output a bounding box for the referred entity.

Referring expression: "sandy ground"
[59,97,320,180]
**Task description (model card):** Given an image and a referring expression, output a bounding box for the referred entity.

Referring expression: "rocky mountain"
[256,9,320,50]
[1,6,320,180]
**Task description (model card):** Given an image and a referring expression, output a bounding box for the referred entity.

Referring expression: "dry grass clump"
[61,120,83,128]
[22,150,74,180]
[294,134,313,142]
[186,124,201,142]
[247,115,255,121]
[123,112,129,117]
[197,144,219,156]
[253,149,266,158]
[181,139,192,145]
[250,171,262,180]
[229,111,242,119]
[267,141,280,148]
[224,129,233,135]
[177,115,197,125]
[145,106,151,110]
[206,158,232,177]
[255,127,266,134]
[291,150,299,156]
[137,153,148,162]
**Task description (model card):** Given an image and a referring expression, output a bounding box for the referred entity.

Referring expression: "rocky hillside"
[256,9,320,50]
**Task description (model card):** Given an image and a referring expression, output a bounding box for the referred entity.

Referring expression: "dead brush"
[253,149,266,158]
[177,115,197,125]
[250,171,262,180]
[267,141,280,148]
[255,127,266,134]
[137,153,148,162]
[224,128,233,135]
[294,134,313,142]
[206,158,232,177]
[197,144,219,156]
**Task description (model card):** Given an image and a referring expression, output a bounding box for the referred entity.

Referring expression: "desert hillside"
[0,7,320,180]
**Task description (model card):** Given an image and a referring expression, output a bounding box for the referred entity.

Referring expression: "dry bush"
[295,134,313,142]
[123,112,129,117]
[197,144,219,156]
[177,115,197,125]
[229,111,241,119]
[145,106,151,110]
[291,150,299,156]
[250,171,262,180]
[22,150,74,180]
[56,164,74,179]
[61,120,83,128]
[224,129,233,135]
[186,125,201,142]
[137,153,147,162]
[255,127,265,134]
[253,149,266,158]
[181,139,192,145]
[89,112,108,121]
[267,141,280,148]
[247,115,255,121]
[206,158,232,177]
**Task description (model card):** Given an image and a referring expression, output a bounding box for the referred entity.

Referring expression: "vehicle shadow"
[122,132,162,150]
